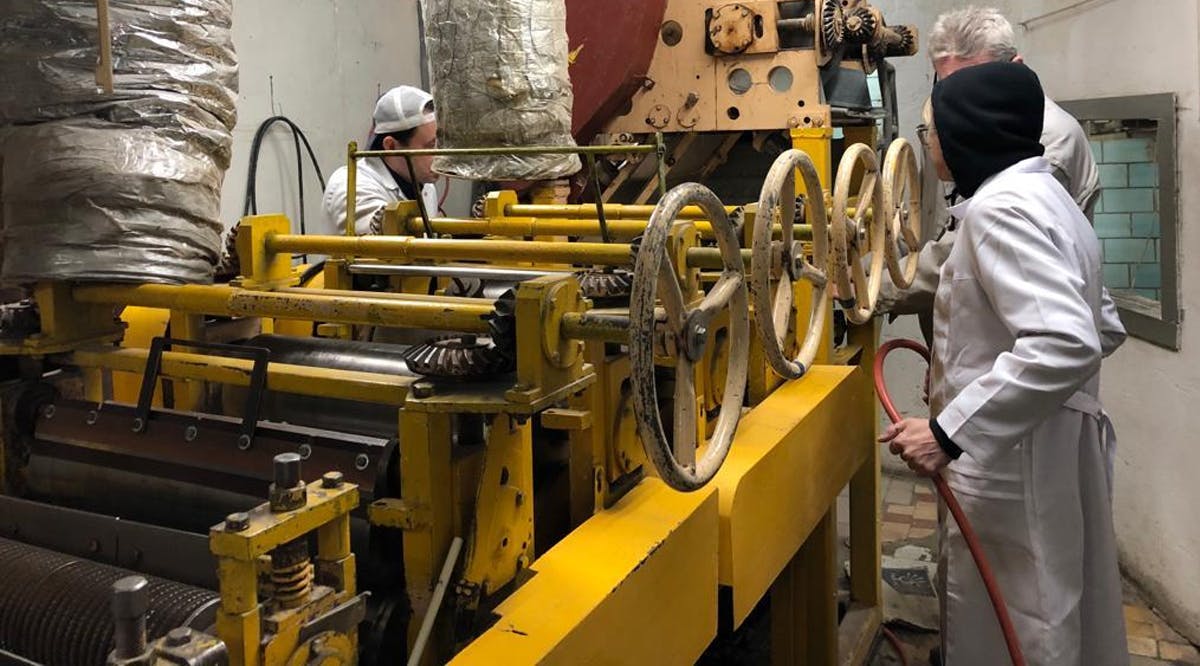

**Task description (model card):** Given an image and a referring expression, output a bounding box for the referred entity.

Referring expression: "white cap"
[372,85,436,134]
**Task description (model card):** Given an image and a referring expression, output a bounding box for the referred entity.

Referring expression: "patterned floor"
[867,470,1200,665]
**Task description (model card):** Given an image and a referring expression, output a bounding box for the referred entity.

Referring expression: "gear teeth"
[820,0,845,49]
[576,268,634,301]
[402,334,514,378]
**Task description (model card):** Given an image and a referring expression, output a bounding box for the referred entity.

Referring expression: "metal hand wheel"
[831,143,886,325]
[750,149,830,380]
[630,183,749,492]
[882,138,921,290]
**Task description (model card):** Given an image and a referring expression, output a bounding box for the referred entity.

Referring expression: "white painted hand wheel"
[629,183,749,492]
[882,138,921,290]
[750,149,830,379]
[831,143,886,325]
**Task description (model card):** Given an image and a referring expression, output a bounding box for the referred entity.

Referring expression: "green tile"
[1102,137,1155,163]
[1133,264,1162,289]
[1131,213,1160,239]
[1102,188,1155,213]
[1104,238,1156,263]
[1098,164,1128,188]
[1128,163,1158,187]
[1094,213,1130,238]
[1090,140,1102,162]
[1135,289,1160,301]
[1103,264,1130,289]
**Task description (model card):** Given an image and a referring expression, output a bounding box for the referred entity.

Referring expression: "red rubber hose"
[881,626,909,666]
[874,338,1027,666]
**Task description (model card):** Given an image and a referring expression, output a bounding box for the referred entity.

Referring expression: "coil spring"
[270,541,314,609]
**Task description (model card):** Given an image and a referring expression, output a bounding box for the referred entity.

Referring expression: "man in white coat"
[879,61,1128,665]
[321,85,440,236]
[876,6,1104,331]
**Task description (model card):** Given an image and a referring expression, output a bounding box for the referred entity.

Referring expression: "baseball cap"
[372,85,436,134]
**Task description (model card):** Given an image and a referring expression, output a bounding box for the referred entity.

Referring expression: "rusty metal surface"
[0,536,218,666]
[565,0,666,144]
[31,400,393,503]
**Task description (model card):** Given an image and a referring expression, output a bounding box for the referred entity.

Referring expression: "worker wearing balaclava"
[880,61,1129,665]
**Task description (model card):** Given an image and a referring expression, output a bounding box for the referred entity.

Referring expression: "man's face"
[406,121,438,185]
[383,120,438,185]
[927,120,953,183]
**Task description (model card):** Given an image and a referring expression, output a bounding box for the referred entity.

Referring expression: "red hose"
[881,626,909,666]
[874,339,1027,666]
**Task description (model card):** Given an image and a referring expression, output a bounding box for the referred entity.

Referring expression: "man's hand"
[879,417,951,477]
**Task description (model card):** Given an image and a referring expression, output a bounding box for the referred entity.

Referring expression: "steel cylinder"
[0,537,218,666]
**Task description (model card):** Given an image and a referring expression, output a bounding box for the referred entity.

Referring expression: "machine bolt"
[412,382,435,399]
[110,576,149,659]
[165,627,192,647]
[86,410,98,425]
[43,405,55,420]
[354,454,370,471]
[297,443,313,460]
[225,512,250,532]
[131,417,145,433]
[515,491,525,506]
[237,434,252,450]
[322,471,344,489]
[274,453,303,489]
[184,425,198,442]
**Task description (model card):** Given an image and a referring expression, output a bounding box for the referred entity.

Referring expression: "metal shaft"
[506,203,739,219]
[72,284,496,333]
[347,263,567,281]
[390,216,813,241]
[267,234,634,266]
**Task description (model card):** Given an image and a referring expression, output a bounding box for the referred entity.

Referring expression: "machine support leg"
[849,319,882,608]
[771,509,839,665]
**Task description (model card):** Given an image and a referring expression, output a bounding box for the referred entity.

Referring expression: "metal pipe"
[346,141,358,237]
[407,536,464,666]
[72,284,495,333]
[391,216,813,241]
[505,203,738,219]
[355,145,656,159]
[347,263,567,281]
[560,311,633,344]
[267,234,634,266]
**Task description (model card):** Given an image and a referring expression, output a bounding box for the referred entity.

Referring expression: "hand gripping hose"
[874,338,1026,666]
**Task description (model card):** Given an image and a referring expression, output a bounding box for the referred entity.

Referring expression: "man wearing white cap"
[322,85,439,236]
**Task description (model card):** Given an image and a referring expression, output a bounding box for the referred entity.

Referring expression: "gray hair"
[927,6,1018,63]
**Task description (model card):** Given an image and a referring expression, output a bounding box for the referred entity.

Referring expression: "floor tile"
[1159,641,1200,664]
[1129,635,1159,658]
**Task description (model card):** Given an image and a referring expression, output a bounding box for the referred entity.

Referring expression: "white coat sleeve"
[1098,287,1126,358]
[321,169,393,236]
[934,196,1102,467]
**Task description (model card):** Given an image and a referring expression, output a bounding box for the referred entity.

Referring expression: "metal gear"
[844,7,878,44]
[883,24,917,57]
[576,268,634,301]
[820,0,845,50]
[402,334,514,378]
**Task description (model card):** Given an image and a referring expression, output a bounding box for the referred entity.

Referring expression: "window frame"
[1060,93,1180,350]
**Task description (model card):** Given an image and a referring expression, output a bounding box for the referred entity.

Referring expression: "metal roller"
[0,537,218,666]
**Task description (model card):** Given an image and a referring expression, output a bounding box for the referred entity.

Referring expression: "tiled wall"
[1090,134,1162,302]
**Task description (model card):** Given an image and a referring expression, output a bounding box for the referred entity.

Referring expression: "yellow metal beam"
[451,479,719,665]
[71,346,413,406]
[506,202,738,219]
[71,283,495,333]
[711,365,872,626]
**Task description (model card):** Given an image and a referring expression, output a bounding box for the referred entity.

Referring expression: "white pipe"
[407,536,464,666]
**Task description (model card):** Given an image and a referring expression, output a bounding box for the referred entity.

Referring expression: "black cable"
[298,260,327,286]
[242,116,327,236]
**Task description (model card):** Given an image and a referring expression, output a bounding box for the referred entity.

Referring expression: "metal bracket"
[133,337,270,448]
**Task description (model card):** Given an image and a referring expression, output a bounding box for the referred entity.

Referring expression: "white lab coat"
[929,157,1127,665]
[878,96,1103,318]
[320,156,438,236]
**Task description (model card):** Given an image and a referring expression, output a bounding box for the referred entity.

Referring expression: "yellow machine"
[0,1,923,664]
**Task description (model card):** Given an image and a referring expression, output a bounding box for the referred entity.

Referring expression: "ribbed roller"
[0,537,219,665]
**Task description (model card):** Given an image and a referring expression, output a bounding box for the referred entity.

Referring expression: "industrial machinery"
[0,0,923,664]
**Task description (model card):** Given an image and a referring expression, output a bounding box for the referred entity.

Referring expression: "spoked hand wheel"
[750,149,830,379]
[882,138,922,290]
[630,183,750,492]
[831,143,887,325]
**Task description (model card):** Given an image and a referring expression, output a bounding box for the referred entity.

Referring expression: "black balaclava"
[931,61,1046,198]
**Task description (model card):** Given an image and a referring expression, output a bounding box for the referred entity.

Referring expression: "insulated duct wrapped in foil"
[0,0,238,284]
[423,0,581,180]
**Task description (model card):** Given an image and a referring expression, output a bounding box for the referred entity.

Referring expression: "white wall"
[875,0,1200,641]
[220,1,471,235]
